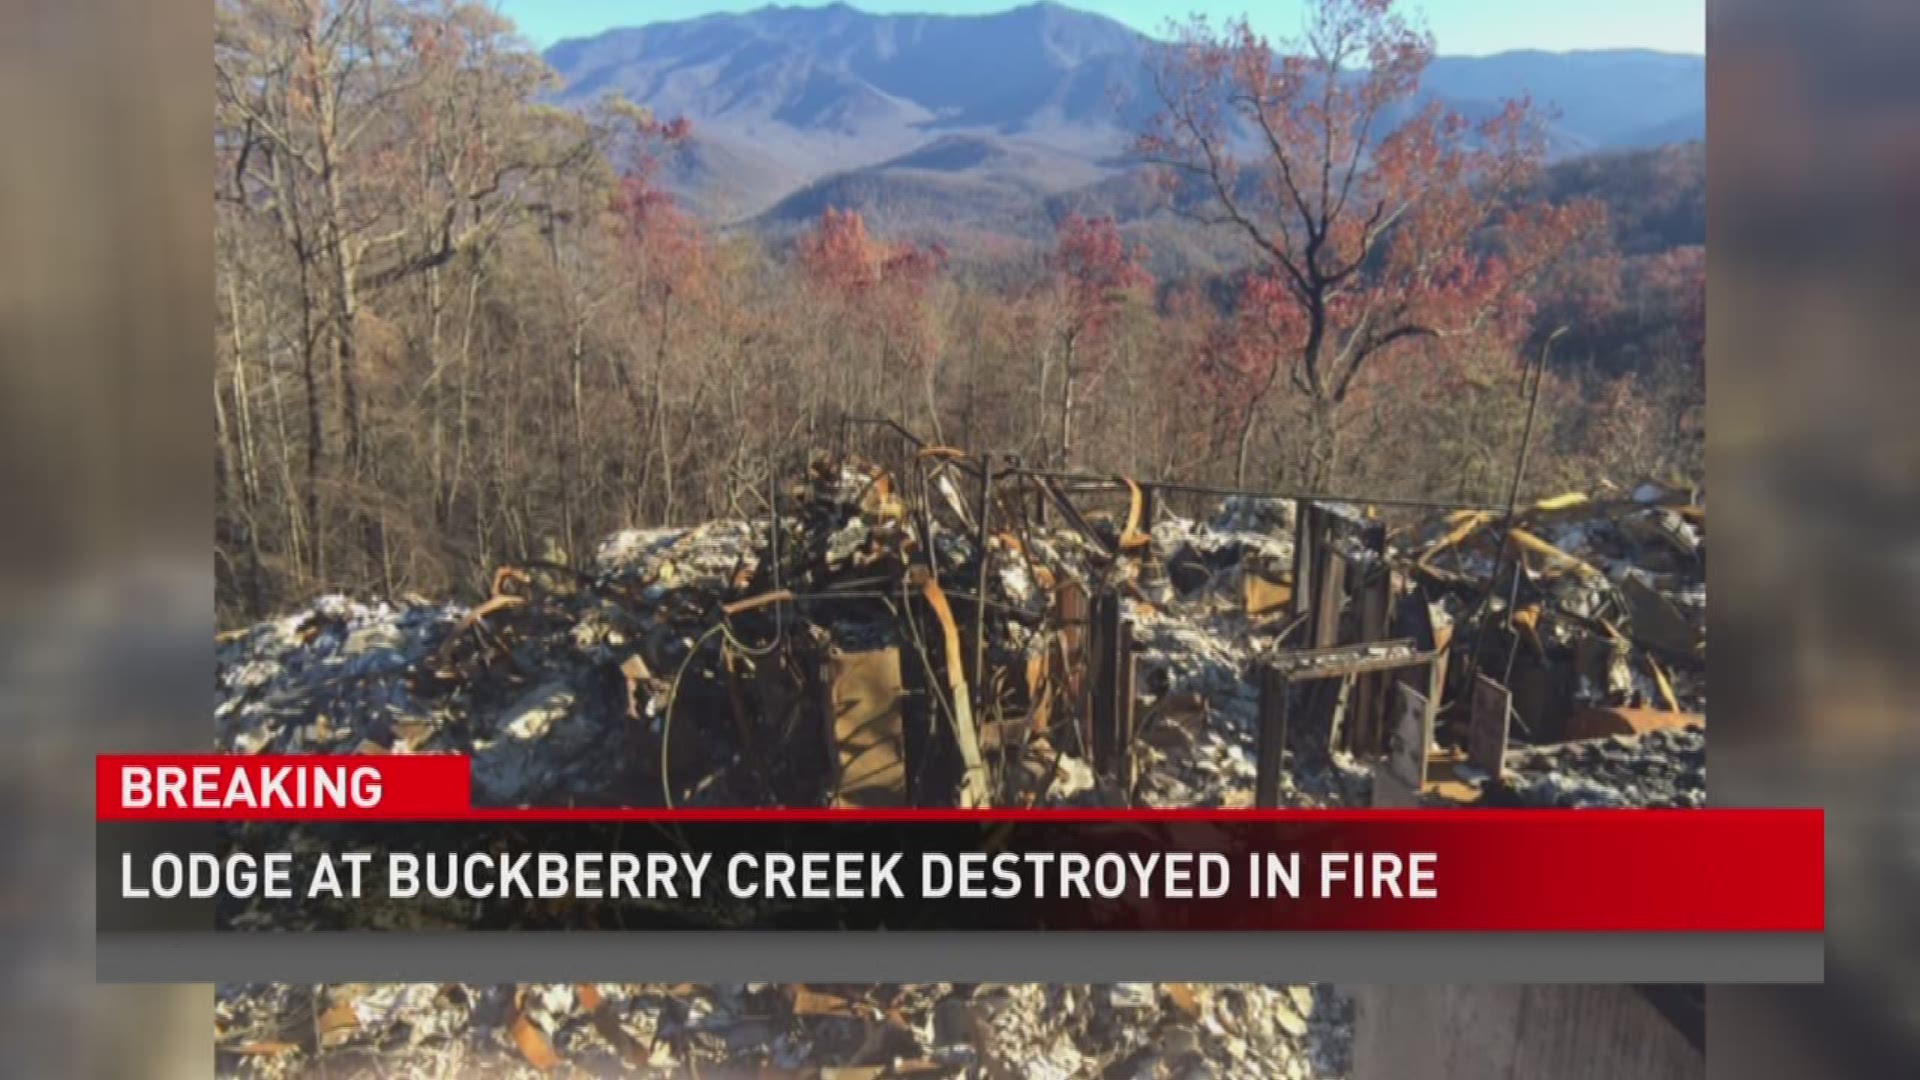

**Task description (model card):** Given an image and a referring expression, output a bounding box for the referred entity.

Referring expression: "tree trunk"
[921,350,943,446]
[312,80,366,475]
[1306,395,1340,490]
[1057,330,1078,469]
[297,264,326,580]
[1234,403,1259,488]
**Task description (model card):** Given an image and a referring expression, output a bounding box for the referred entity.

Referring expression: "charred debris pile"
[216,420,1705,810]
[217,981,1353,1080]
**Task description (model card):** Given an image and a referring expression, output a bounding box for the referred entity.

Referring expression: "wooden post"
[1255,664,1291,808]
[1313,547,1347,649]
[1292,501,1318,628]
[1353,566,1392,754]
[1054,579,1089,757]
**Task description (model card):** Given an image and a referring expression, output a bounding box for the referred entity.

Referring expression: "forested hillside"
[214,0,1702,623]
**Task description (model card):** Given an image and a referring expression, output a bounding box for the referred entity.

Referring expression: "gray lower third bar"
[98,932,1823,984]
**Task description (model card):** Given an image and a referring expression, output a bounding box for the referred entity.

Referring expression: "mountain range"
[542,2,1704,243]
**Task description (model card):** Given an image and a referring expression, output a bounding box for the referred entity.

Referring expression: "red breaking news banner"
[96,755,1825,932]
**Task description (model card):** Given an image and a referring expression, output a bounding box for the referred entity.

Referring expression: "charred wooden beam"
[1087,589,1135,792]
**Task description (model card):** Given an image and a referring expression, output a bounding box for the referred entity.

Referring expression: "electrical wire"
[658,622,728,811]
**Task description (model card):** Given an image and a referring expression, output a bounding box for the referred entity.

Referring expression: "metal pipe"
[839,414,929,450]
[1003,466,1510,513]
[1463,327,1569,703]
[972,454,994,694]
[768,451,783,641]
[844,416,1497,510]
[1502,329,1563,525]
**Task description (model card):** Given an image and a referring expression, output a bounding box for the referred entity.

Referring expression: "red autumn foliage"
[1139,0,1609,480]
[1050,213,1153,343]
[797,207,884,292]
[796,208,947,368]
[610,114,704,292]
[797,207,945,297]
[1037,214,1152,466]
[1639,244,1705,357]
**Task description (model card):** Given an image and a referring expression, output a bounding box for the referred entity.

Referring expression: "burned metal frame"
[1008,464,1510,514]
[417,412,1686,814]
[1252,641,1442,808]
[821,414,1532,810]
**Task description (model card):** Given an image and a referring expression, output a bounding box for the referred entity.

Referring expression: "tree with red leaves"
[797,207,885,292]
[1139,0,1605,484]
[1639,245,1705,362]
[1045,213,1152,467]
[796,208,948,434]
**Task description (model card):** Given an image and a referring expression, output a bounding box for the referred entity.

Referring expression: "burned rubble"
[215,980,1353,1079]
[216,434,1703,812]
[212,423,1704,1077]
[217,445,1704,807]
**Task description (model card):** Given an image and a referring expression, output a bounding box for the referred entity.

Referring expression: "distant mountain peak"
[543,3,1701,227]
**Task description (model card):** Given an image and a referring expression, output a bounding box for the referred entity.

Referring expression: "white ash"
[1495,726,1706,808]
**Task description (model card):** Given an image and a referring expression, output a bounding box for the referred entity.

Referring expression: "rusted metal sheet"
[1242,562,1292,618]
[1620,575,1702,657]
[1371,760,1418,807]
[1469,673,1513,779]
[1565,706,1704,741]
[915,571,991,807]
[823,648,908,808]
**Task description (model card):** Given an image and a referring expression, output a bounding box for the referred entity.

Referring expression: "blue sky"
[494,1,1704,56]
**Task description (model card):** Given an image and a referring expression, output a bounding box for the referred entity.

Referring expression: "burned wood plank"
[1267,639,1422,680]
